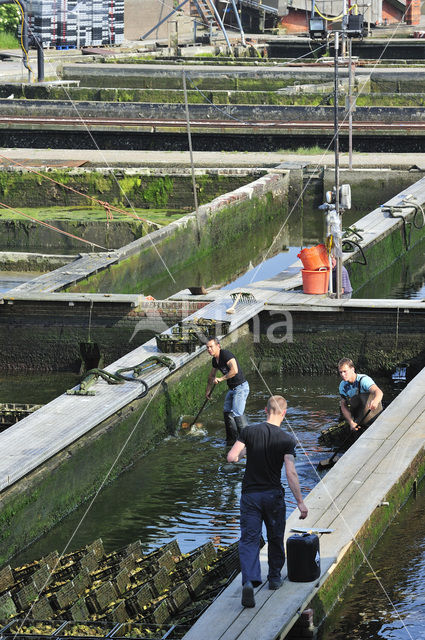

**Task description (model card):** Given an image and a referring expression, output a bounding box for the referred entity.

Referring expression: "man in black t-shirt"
[205,338,250,445]
[227,395,308,608]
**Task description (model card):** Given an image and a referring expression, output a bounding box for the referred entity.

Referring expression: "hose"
[381,202,425,251]
[66,356,176,398]
[341,238,367,265]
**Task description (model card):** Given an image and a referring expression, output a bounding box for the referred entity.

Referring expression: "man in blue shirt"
[338,357,383,432]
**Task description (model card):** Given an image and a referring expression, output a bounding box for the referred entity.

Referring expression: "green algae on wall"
[0,170,254,209]
[347,216,425,292]
[311,450,425,625]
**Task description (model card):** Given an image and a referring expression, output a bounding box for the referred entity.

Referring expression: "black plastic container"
[286,533,320,582]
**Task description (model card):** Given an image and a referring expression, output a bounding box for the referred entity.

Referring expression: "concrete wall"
[0,298,208,373]
[124,0,192,42]
[5,97,425,124]
[254,306,425,378]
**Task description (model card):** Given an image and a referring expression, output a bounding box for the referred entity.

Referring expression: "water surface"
[10,370,400,566]
[320,479,425,640]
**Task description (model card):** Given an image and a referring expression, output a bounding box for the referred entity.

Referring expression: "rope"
[0,153,161,228]
[66,355,176,396]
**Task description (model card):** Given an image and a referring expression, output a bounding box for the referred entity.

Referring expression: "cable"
[13,0,33,77]
[341,238,367,264]
[314,3,357,22]
[249,358,416,640]
[0,153,160,228]
[0,201,109,250]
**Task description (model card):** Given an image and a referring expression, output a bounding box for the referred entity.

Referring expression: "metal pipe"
[334,32,342,300]
[182,71,200,242]
[348,37,353,170]
[205,0,231,48]
[230,0,246,46]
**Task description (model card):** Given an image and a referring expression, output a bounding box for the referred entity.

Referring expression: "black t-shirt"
[212,348,246,390]
[239,422,296,492]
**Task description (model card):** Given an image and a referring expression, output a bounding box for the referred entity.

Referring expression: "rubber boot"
[224,412,238,445]
[234,414,249,438]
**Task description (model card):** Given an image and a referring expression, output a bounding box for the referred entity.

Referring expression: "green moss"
[140,176,174,207]
[312,453,425,624]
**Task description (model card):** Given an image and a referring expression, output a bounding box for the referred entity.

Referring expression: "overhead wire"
[249,358,416,640]
[246,0,418,287]
[0,201,109,250]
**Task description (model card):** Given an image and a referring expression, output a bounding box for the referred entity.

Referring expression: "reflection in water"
[0,272,34,293]
[11,371,400,569]
[0,372,80,404]
[320,480,425,640]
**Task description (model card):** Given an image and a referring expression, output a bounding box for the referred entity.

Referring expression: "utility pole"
[334,31,342,300]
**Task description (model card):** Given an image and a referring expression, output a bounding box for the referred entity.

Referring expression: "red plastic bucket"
[297,244,329,271]
[302,268,330,294]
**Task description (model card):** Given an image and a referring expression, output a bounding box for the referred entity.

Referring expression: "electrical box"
[347,14,364,37]
[324,185,351,209]
[340,184,351,209]
[309,17,327,39]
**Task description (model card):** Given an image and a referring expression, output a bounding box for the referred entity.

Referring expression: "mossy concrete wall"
[0,168,256,250]
[4,97,425,124]
[312,446,425,626]
[0,327,251,565]
[0,169,256,209]
[346,215,425,292]
[66,172,289,296]
[0,299,208,373]
[254,307,425,378]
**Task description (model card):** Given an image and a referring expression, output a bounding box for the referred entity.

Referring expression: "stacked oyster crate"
[27,0,124,49]
[156,318,230,354]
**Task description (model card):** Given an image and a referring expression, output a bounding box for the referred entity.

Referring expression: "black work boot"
[224,412,238,445]
[234,414,249,438]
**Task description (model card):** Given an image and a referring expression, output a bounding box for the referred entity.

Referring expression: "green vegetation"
[0,205,184,225]
[0,3,19,33]
[0,30,18,48]
[275,145,329,155]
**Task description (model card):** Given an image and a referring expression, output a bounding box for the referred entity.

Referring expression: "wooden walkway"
[182,366,425,640]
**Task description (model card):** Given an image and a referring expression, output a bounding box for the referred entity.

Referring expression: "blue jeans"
[223,381,249,417]
[239,489,286,586]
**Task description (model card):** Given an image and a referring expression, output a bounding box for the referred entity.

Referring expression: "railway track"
[0,115,424,132]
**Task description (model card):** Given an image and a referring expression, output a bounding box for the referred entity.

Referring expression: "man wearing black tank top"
[227,395,308,608]
[205,337,250,445]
